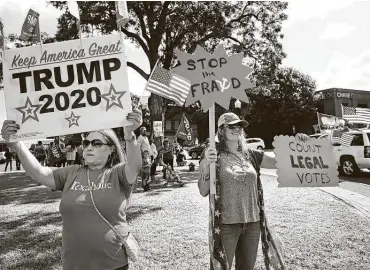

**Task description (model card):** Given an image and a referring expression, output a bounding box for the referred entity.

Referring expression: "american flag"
[342,106,370,124]
[332,129,355,147]
[145,66,190,106]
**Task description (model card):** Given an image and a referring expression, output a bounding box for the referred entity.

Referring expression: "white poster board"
[153,121,163,137]
[272,135,339,187]
[3,34,132,142]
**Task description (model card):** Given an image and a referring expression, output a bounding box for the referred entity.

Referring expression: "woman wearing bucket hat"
[198,112,307,270]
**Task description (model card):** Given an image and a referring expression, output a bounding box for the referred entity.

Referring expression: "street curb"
[261,171,370,219]
[320,187,370,219]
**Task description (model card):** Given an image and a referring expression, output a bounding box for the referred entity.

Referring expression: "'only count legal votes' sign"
[272,135,339,187]
[3,34,132,142]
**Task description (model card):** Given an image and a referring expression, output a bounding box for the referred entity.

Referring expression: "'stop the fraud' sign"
[272,135,339,187]
[3,34,132,142]
[172,45,254,110]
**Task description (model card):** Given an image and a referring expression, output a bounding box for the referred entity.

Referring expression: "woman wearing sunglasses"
[1,108,143,270]
[198,112,307,270]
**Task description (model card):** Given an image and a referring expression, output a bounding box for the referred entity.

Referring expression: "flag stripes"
[145,66,190,105]
[331,129,355,147]
[342,105,370,124]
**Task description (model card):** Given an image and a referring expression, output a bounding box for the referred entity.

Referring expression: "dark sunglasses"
[225,124,243,130]
[82,139,111,149]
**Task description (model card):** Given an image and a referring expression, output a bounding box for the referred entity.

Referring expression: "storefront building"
[316,88,370,117]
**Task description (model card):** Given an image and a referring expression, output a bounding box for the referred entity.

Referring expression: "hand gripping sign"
[272,135,339,187]
[172,45,254,270]
[3,34,132,142]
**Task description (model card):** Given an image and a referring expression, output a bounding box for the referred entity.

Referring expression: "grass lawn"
[1,166,370,270]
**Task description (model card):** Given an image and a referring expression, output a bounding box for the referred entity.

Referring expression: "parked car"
[245,138,265,150]
[333,129,370,177]
[188,143,207,159]
[0,152,5,164]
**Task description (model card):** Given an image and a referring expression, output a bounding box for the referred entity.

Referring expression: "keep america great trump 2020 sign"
[3,34,133,142]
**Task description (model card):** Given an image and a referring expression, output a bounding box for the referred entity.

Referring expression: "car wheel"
[340,157,359,177]
[257,146,263,150]
[191,152,198,159]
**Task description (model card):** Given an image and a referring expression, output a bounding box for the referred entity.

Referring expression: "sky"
[1,0,370,126]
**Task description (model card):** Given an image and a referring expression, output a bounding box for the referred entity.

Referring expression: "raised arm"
[123,109,143,184]
[1,121,56,189]
[260,133,310,170]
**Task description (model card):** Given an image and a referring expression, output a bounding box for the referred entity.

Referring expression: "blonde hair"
[217,125,249,154]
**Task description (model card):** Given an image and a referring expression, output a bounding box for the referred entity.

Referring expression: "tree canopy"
[49,1,289,121]
[246,66,318,147]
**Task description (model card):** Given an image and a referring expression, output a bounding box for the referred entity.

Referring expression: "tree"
[246,67,318,147]
[49,1,289,139]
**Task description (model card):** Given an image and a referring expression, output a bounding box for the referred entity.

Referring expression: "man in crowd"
[137,127,152,156]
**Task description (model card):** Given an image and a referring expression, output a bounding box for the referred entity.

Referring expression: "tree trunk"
[148,94,166,149]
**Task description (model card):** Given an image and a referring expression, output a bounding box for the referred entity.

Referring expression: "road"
[1,156,369,196]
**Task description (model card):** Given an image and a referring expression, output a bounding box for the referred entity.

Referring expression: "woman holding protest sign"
[198,112,307,270]
[1,108,143,270]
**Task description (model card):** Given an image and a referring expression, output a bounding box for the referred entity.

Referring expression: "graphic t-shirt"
[218,150,264,224]
[53,163,134,270]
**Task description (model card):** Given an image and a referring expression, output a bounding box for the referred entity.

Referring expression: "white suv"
[333,129,370,177]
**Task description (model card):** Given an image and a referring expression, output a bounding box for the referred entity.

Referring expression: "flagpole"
[175,114,184,139]
[37,20,43,54]
[316,112,322,133]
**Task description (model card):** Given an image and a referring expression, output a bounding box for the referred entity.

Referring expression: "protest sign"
[3,34,132,142]
[153,121,163,137]
[173,45,254,110]
[272,135,339,187]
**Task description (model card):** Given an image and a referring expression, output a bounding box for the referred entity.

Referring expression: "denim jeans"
[221,222,260,270]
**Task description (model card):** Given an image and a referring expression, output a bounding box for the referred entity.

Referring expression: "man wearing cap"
[137,126,152,156]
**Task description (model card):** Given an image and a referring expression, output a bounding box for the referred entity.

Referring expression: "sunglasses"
[225,124,243,130]
[82,139,111,149]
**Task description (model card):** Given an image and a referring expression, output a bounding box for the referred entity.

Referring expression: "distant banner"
[3,34,132,142]
[19,9,40,42]
[176,114,193,143]
[153,121,163,137]
[317,113,346,130]
[273,135,339,187]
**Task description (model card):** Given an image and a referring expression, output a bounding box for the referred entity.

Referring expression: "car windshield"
[367,133,370,142]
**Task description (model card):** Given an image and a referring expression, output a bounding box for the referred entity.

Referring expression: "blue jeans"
[221,222,260,270]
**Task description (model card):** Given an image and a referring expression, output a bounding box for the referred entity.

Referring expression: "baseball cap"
[217,112,249,128]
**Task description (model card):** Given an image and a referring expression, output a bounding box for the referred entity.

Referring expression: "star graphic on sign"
[100,83,126,111]
[65,111,81,128]
[15,97,42,124]
[215,210,221,217]
[219,251,225,258]
[214,227,221,234]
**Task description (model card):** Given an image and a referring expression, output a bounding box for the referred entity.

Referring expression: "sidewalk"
[260,168,370,220]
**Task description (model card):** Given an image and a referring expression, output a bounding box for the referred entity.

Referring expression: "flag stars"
[214,227,221,234]
[219,251,225,258]
[215,210,221,217]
